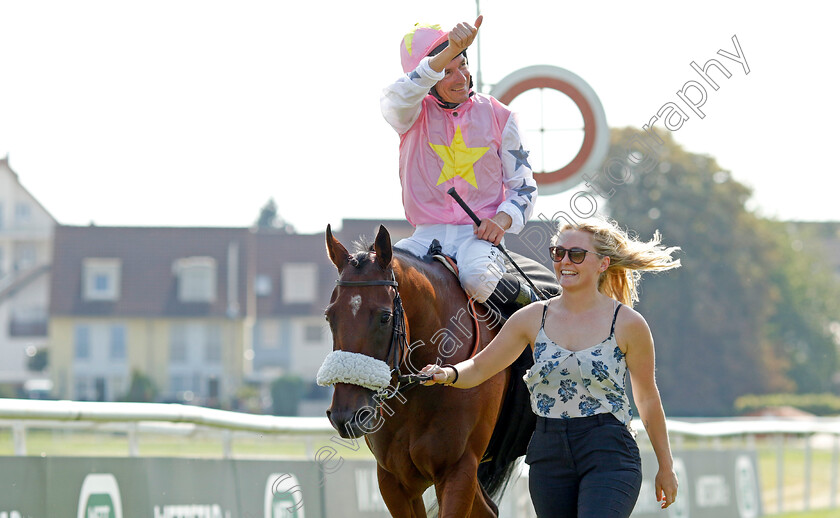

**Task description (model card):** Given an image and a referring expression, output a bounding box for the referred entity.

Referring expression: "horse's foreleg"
[435,461,497,518]
[377,467,427,518]
[479,483,499,517]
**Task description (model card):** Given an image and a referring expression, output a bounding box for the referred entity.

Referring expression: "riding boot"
[486,273,539,319]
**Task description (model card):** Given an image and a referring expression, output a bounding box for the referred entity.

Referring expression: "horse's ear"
[373,225,392,270]
[326,224,351,272]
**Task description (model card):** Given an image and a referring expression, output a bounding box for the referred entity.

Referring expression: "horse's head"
[319,224,402,438]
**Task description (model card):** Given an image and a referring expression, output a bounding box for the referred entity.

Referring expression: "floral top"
[523,301,632,424]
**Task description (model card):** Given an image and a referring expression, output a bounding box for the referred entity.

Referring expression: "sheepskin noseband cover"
[316,350,392,391]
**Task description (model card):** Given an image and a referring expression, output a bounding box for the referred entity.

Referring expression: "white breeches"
[394,224,506,303]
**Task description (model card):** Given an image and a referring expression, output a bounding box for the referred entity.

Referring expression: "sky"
[1,1,838,235]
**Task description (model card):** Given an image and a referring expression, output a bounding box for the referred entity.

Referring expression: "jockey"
[381,16,540,316]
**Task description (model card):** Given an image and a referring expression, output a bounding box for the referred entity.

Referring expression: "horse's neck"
[394,253,475,361]
[393,253,447,320]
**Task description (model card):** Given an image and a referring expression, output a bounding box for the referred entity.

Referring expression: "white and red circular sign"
[490,65,609,195]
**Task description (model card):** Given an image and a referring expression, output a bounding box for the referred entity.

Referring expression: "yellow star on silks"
[430,126,489,189]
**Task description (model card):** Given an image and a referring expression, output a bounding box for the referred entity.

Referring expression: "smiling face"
[552,230,609,290]
[434,54,471,105]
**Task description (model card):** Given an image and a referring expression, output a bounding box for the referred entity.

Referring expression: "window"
[14,203,31,224]
[75,377,90,400]
[170,325,187,363]
[205,326,221,363]
[14,244,36,272]
[255,274,272,296]
[174,257,217,303]
[111,376,126,399]
[109,326,126,360]
[94,274,110,291]
[281,263,318,304]
[304,324,324,343]
[83,258,121,301]
[257,321,280,349]
[75,325,91,360]
[170,374,187,393]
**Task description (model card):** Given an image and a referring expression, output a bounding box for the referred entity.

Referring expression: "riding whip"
[446,187,547,301]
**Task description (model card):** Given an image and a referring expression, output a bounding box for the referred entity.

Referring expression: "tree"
[255,198,295,233]
[270,375,304,416]
[120,370,158,402]
[762,221,840,393]
[27,348,48,372]
[599,127,839,415]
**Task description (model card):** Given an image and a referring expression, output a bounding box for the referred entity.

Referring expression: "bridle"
[335,271,427,397]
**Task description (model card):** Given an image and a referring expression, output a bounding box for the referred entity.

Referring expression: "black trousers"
[525,413,642,517]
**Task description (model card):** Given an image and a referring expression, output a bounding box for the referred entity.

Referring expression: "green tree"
[600,127,838,415]
[255,198,295,233]
[27,348,48,372]
[270,375,304,416]
[120,370,158,402]
[763,222,840,393]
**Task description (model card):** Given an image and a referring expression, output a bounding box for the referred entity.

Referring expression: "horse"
[318,223,536,517]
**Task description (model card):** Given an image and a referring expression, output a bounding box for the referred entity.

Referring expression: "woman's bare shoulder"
[503,300,548,336]
[615,303,653,343]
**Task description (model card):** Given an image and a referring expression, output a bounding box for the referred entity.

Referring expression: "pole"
[475,0,483,93]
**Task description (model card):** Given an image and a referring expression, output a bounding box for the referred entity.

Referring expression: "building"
[0,156,57,390]
[45,219,415,413]
[49,226,254,405]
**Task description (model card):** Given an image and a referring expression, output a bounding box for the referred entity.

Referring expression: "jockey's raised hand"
[449,16,482,53]
[429,16,483,72]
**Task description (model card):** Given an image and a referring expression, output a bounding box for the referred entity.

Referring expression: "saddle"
[428,239,460,276]
[426,239,561,302]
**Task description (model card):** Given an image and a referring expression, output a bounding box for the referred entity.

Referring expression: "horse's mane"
[348,238,429,270]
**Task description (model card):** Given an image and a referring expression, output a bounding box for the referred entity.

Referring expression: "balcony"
[9,317,48,337]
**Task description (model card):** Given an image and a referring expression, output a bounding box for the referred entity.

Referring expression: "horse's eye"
[380,312,392,324]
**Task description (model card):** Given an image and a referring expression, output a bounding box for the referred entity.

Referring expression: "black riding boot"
[486,273,539,319]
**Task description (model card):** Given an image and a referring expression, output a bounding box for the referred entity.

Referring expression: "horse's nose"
[327,407,366,439]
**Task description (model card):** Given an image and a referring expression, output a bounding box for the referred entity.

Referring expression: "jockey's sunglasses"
[549,246,603,264]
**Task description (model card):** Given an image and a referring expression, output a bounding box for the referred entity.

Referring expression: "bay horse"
[318,224,536,518]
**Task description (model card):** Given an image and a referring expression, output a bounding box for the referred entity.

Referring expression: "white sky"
[1,0,837,234]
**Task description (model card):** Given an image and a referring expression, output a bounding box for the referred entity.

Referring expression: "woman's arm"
[622,309,679,509]
[422,301,540,388]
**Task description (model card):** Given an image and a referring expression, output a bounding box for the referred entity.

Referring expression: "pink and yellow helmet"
[400,24,449,74]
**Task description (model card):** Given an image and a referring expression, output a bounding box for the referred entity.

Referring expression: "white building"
[0,155,56,388]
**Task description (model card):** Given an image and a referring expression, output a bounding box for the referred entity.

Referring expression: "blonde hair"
[552,218,681,307]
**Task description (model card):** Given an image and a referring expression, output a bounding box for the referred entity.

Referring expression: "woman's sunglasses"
[549,246,603,264]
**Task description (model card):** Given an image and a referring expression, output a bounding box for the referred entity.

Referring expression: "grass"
[775,511,838,518]
[0,427,375,459]
[756,437,838,514]
[651,434,839,516]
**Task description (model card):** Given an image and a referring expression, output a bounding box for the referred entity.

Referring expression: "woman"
[421,218,680,517]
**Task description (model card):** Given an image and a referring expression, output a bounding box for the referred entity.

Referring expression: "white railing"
[0,398,334,458]
[1,398,839,515]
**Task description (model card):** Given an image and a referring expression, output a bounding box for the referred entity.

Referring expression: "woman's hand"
[655,467,678,508]
[419,364,454,385]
